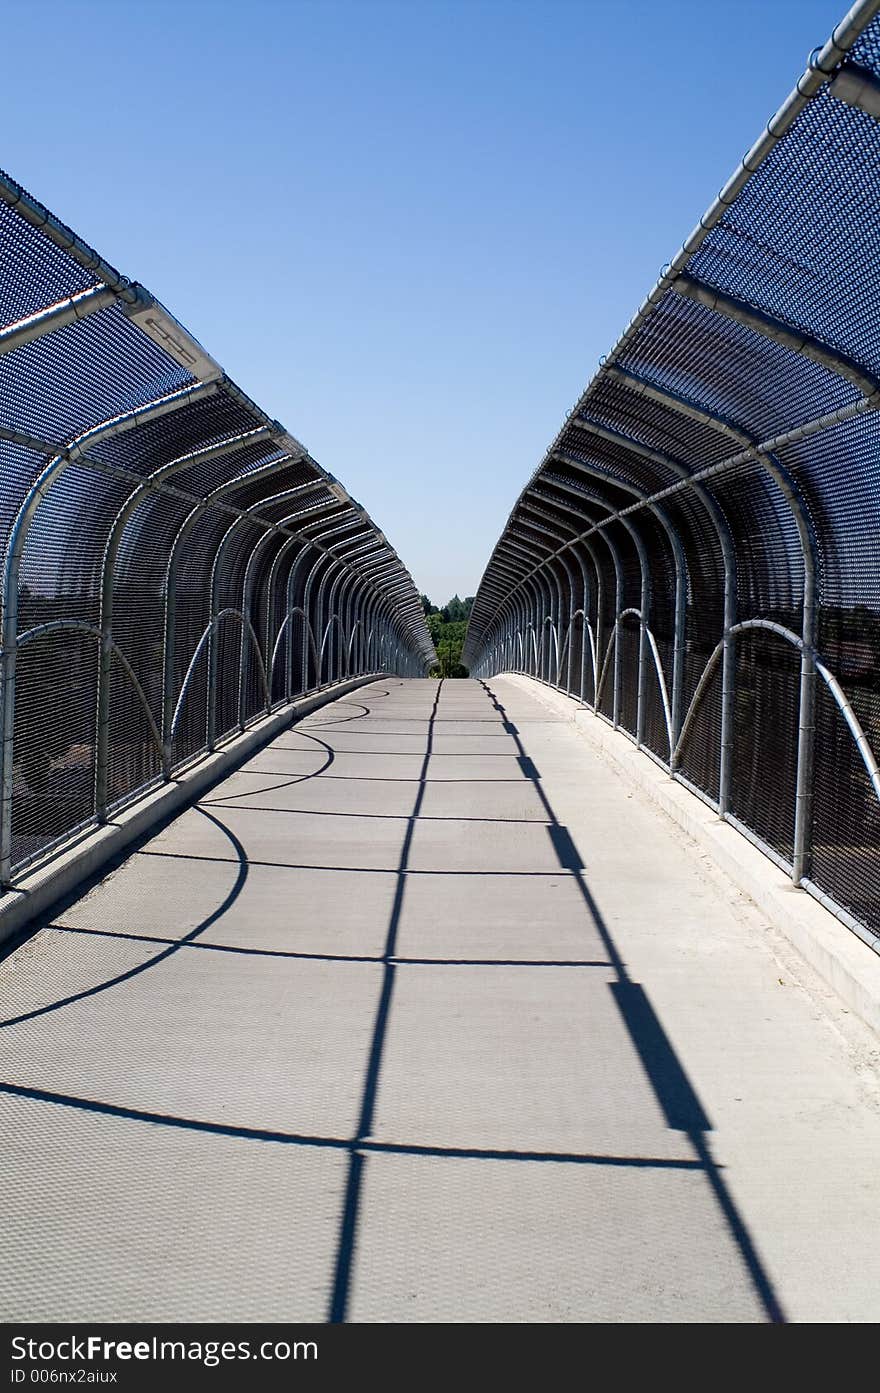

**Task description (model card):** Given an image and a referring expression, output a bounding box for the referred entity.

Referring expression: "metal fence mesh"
[0,169,433,885]
[465,0,880,948]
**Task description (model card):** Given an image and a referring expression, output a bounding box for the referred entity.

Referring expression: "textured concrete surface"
[508,673,880,1037]
[0,673,382,947]
[1,676,879,1323]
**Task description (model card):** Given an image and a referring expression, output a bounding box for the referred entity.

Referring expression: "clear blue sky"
[4,0,849,602]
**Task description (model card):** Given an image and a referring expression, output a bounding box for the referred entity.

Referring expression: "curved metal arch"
[270,533,408,695]
[510,518,580,685]
[468,441,691,697]
[526,486,639,713]
[561,409,739,740]
[474,573,530,651]
[316,558,351,684]
[282,541,321,699]
[557,608,599,703]
[371,596,393,673]
[0,170,433,885]
[335,565,370,674]
[340,570,366,675]
[505,482,639,730]
[518,496,605,693]
[495,557,549,679]
[525,574,552,679]
[503,510,594,709]
[560,394,822,873]
[166,462,331,612]
[300,550,339,691]
[528,529,614,706]
[464,0,880,921]
[546,548,579,689]
[204,487,337,745]
[211,492,356,645]
[547,474,658,746]
[597,359,817,827]
[327,568,355,685]
[486,549,566,685]
[160,462,330,749]
[519,467,682,742]
[228,512,352,696]
[1,378,219,629]
[346,616,364,673]
[672,619,880,813]
[266,535,322,697]
[484,563,532,674]
[169,608,271,749]
[269,606,322,689]
[326,559,380,682]
[314,552,347,652]
[319,612,349,682]
[94,426,277,815]
[593,609,675,757]
[516,502,605,703]
[237,513,316,720]
[17,618,164,772]
[541,615,560,682]
[543,552,569,684]
[234,513,365,721]
[242,531,293,709]
[212,485,348,612]
[336,567,383,676]
[0,285,129,357]
[0,381,220,874]
[299,531,397,684]
[207,490,348,750]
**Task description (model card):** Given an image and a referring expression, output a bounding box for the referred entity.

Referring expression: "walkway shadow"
[0,808,250,1029]
[480,679,785,1323]
[327,680,445,1322]
[0,723,341,1021]
[1,676,786,1323]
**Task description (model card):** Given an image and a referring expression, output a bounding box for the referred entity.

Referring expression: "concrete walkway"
[1,676,879,1322]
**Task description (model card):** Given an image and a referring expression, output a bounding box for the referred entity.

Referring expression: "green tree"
[424,596,470,676]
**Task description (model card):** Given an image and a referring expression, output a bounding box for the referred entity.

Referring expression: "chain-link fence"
[464,0,880,951]
[0,170,433,886]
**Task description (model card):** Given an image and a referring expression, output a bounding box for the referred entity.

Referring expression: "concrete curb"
[501,672,880,1037]
[0,673,388,947]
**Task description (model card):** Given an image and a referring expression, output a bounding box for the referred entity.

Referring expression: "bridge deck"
[2,677,879,1322]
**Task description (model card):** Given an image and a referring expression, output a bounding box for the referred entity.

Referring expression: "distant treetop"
[421,593,475,676]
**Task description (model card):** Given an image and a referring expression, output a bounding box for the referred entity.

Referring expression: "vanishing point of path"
[2,677,880,1322]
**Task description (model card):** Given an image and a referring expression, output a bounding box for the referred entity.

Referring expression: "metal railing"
[0,169,434,887]
[464,0,880,951]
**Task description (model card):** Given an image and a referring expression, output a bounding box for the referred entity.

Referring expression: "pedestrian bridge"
[3,0,880,1327]
[3,674,879,1323]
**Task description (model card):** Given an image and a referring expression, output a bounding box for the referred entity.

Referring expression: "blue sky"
[4,0,849,601]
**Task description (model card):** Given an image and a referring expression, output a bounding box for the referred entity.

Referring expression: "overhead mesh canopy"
[464,0,880,947]
[0,173,433,882]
